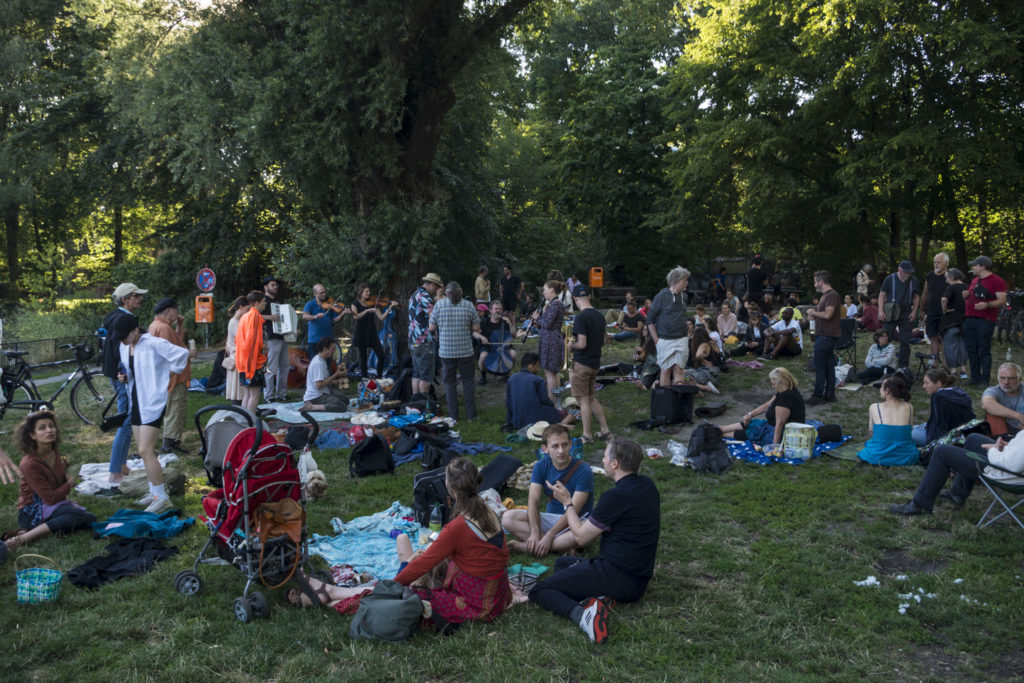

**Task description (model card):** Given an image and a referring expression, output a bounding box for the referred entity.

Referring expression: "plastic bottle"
[428,504,442,533]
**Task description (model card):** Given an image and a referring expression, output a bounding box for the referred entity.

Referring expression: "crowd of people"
[0,253,1019,645]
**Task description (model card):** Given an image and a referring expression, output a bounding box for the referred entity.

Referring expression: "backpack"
[413,466,450,527]
[349,434,394,477]
[349,579,423,641]
[650,385,696,425]
[422,442,459,470]
[686,421,733,474]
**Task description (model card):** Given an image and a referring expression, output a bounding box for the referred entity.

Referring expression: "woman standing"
[857,375,919,466]
[235,291,267,415]
[350,284,394,379]
[115,315,189,513]
[534,280,566,404]
[224,296,249,405]
[4,411,96,550]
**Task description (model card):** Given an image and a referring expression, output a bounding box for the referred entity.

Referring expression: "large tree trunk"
[113,204,124,265]
[3,204,18,283]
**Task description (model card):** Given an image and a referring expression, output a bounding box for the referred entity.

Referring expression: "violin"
[364,296,395,309]
[319,297,347,314]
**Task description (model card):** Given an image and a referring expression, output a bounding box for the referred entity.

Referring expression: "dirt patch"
[876,549,947,576]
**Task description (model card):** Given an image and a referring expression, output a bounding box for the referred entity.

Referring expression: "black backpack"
[413,466,450,527]
[422,442,459,470]
[686,421,733,474]
[651,385,697,425]
[349,434,395,477]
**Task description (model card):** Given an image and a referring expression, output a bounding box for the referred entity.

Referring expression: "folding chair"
[967,452,1024,531]
[833,318,858,370]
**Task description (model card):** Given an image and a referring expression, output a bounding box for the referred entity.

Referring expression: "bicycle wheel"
[70,371,110,426]
[2,380,42,416]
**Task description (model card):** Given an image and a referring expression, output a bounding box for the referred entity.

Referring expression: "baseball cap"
[969,255,993,268]
[113,283,148,298]
[571,284,589,298]
[897,260,914,273]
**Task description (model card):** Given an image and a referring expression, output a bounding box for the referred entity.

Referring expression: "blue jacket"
[505,370,562,429]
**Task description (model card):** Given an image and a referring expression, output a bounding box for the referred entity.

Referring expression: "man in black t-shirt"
[499,264,524,323]
[746,255,767,304]
[920,252,949,366]
[473,300,516,384]
[569,285,611,442]
[529,438,661,645]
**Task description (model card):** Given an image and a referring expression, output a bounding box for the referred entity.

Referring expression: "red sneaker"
[578,597,609,644]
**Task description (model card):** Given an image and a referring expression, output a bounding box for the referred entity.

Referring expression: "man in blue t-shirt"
[301,283,347,360]
[501,423,593,558]
[529,437,661,645]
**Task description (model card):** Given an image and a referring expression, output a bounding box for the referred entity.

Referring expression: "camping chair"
[833,318,858,370]
[967,452,1024,531]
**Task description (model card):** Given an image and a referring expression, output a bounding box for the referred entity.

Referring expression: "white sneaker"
[135,494,154,506]
[706,381,720,395]
[144,496,173,514]
[577,597,609,644]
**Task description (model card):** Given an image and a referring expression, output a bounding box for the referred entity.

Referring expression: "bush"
[2,299,110,342]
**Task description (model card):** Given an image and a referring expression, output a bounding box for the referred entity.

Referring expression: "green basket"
[16,554,63,604]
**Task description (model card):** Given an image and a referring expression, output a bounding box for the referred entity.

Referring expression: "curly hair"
[14,410,60,455]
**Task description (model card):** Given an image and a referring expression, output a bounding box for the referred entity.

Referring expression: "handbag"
[99,393,128,433]
[222,354,236,370]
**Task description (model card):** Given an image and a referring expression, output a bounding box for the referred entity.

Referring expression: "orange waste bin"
[589,267,604,288]
[195,295,214,324]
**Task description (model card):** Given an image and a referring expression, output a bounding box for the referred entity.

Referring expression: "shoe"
[889,501,929,516]
[578,597,609,644]
[160,439,175,454]
[937,490,965,509]
[144,496,173,514]
[959,373,968,380]
[758,355,775,361]
[705,381,720,395]
[824,394,837,403]
[135,494,155,506]
[805,396,826,406]
[477,375,487,386]
[167,439,190,456]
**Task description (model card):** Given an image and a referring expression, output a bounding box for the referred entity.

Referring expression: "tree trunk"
[888,209,901,271]
[3,204,18,283]
[113,204,124,265]
[941,174,968,271]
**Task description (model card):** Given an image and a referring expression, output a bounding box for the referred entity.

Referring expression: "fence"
[0,334,98,369]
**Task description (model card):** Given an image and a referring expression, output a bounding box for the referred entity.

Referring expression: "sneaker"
[889,501,929,516]
[937,490,965,509]
[824,394,837,403]
[477,375,487,386]
[135,494,155,506]
[706,381,720,395]
[578,597,609,644]
[805,395,826,406]
[758,354,774,361]
[144,496,173,514]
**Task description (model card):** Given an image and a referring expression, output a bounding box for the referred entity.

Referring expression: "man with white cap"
[877,260,920,369]
[101,283,148,484]
[963,255,1007,385]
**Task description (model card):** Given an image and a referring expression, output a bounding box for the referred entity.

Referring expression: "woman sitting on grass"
[718,368,805,446]
[289,458,511,626]
[857,375,919,466]
[4,410,96,550]
[685,325,721,394]
[851,329,896,385]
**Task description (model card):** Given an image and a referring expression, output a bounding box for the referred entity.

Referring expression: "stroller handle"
[194,404,260,460]
[299,411,320,448]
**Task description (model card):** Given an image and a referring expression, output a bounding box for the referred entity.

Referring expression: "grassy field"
[2,333,1023,682]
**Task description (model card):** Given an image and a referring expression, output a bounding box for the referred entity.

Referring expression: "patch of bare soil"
[876,548,947,576]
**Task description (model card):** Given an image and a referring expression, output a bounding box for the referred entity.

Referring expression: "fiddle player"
[302,283,348,361]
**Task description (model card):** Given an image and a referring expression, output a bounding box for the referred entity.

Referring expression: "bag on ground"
[349,434,394,477]
[349,579,423,641]
[686,421,733,474]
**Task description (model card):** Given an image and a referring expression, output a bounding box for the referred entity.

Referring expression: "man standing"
[746,255,767,305]
[647,266,690,387]
[806,270,841,405]
[963,255,1007,385]
[919,253,949,364]
[502,423,592,557]
[408,273,443,396]
[429,281,480,421]
[301,283,346,361]
[499,264,524,323]
[148,298,197,454]
[260,276,289,402]
[981,363,1024,437]
[529,438,661,645]
[569,284,612,442]
[474,266,491,304]
[877,260,920,369]
[101,283,147,483]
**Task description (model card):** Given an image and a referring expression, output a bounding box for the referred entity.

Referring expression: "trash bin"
[589,267,604,288]
[195,295,215,323]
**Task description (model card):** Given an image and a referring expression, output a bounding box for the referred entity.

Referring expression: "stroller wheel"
[234,596,253,623]
[249,591,268,619]
[174,570,202,596]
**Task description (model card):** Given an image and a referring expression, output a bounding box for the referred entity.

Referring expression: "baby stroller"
[173,405,319,623]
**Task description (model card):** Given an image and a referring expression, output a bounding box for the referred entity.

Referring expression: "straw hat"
[422,273,444,287]
[525,421,550,441]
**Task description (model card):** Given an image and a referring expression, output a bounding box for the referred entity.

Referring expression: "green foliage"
[2,298,109,341]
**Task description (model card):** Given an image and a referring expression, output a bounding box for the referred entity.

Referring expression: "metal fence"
[0,334,98,369]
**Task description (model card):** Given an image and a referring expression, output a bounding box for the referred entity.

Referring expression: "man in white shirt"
[760,307,802,360]
[301,338,348,412]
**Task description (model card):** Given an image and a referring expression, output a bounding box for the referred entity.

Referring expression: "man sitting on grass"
[504,353,575,430]
[760,307,802,360]
[528,437,661,645]
[502,423,592,558]
[300,337,348,412]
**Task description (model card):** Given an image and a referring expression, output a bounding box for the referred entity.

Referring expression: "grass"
[2,332,1024,682]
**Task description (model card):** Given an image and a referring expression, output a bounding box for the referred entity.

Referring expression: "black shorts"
[925,314,942,337]
[130,404,165,429]
[241,370,266,388]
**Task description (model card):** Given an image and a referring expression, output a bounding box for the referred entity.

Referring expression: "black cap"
[110,313,140,343]
[571,284,589,298]
[969,255,993,268]
[153,297,178,315]
[262,276,280,286]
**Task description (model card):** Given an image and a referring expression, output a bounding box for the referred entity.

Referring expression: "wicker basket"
[16,554,63,604]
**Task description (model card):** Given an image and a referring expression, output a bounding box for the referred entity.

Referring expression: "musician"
[351,283,395,379]
[301,337,349,412]
[409,273,444,395]
[260,276,289,402]
[301,283,347,361]
[474,300,517,385]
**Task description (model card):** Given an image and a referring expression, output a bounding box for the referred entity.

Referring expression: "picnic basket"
[16,554,63,604]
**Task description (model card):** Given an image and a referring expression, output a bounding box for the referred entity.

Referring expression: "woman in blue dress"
[858,374,919,466]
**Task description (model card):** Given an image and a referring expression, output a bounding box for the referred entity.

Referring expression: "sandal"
[579,435,595,445]
[293,569,332,608]
[595,431,613,441]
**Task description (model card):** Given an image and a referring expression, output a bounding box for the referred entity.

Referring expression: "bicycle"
[0,342,110,426]
[996,289,1024,348]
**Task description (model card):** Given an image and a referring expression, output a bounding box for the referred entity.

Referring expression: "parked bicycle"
[996,289,1024,349]
[0,342,109,425]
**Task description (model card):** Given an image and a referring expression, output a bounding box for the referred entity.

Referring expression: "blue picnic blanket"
[307,502,428,579]
[92,508,194,538]
[727,436,851,466]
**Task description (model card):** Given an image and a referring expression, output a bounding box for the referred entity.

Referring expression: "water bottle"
[428,503,442,533]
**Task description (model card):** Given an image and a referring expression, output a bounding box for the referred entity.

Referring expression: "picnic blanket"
[75,454,180,496]
[727,436,851,466]
[307,502,428,579]
[258,400,356,424]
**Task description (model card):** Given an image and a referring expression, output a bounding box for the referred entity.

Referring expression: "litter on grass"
[854,575,880,587]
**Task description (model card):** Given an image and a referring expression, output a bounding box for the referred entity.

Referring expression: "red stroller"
[173,405,318,623]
